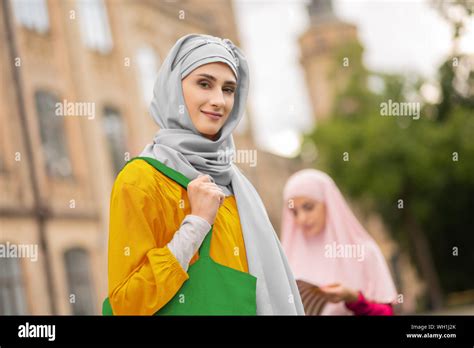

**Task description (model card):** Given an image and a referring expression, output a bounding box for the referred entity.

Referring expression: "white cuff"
[167,215,211,272]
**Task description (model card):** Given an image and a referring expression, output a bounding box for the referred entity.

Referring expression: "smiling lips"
[201,110,223,120]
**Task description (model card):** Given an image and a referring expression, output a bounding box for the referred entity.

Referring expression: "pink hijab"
[281,169,397,315]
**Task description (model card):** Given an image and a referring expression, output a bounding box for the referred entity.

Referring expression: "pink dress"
[345,291,394,316]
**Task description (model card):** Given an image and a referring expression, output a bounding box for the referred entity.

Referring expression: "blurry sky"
[233,0,474,157]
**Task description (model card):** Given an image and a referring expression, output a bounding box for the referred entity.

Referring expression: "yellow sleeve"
[108,180,189,315]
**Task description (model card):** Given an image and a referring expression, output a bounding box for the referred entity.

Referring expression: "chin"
[197,126,221,139]
[305,228,321,237]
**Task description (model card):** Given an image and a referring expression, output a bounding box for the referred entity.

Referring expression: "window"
[64,248,96,315]
[102,107,128,175]
[0,257,28,315]
[34,91,72,178]
[77,0,113,54]
[136,45,160,105]
[12,0,50,34]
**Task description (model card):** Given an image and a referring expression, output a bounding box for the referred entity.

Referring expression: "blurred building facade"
[0,0,249,315]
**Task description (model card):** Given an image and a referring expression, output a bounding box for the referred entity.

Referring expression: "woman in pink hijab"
[281,169,398,315]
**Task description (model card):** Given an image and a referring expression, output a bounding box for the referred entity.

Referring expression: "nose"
[210,89,225,109]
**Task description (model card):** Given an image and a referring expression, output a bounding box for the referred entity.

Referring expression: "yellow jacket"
[108,159,249,315]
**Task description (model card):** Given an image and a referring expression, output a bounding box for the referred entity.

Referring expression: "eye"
[198,80,211,89]
[302,203,314,211]
[223,87,235,94]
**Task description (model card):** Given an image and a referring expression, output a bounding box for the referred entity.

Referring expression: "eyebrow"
[197,73,237,86]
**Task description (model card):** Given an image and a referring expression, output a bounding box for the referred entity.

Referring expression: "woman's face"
[290,196,326,237]
[182,62,237,140]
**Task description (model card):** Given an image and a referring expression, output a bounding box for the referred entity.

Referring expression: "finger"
[200,182,220,188]
[218,193,225,206]
[321,284,338,291]
[209,188,226,200]
[201,183,224,193]
[208,188,225,205]
[196,174,212,182]
[321,288,337,295]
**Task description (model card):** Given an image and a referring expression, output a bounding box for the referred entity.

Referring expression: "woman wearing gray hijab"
[103,34,304,315]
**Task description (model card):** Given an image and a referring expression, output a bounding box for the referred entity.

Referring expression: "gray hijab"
[141,33,304,315]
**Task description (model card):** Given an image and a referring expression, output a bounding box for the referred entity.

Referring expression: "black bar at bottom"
[0,315,473,346]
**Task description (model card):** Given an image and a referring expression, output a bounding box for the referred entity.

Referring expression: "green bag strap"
[128,156,213,258]
[129,156,191,189]
[199,227,212,258]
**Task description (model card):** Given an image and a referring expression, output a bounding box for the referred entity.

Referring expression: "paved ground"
[420,305,474,315]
